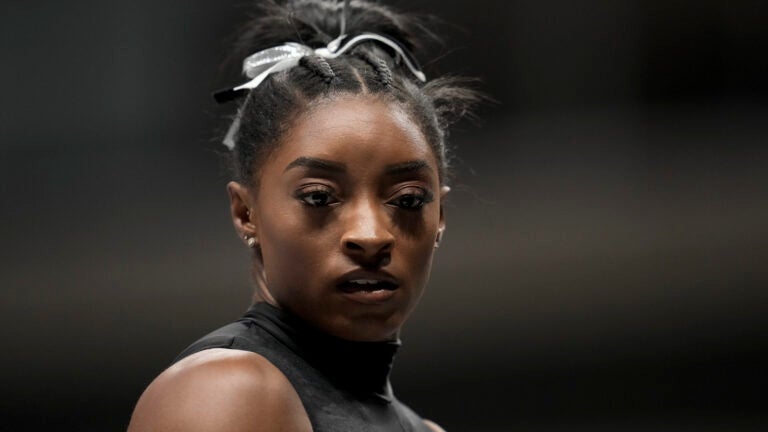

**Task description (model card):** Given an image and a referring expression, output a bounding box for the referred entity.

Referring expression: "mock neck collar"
[242,302,401,403]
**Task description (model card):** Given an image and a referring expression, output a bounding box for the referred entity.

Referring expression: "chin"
[326,311,407,342]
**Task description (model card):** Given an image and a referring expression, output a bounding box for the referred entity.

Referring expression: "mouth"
[338,278,399,293]
[336,271,400,303]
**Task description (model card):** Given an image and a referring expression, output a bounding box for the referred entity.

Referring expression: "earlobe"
[436,185,450,248]
[227,181,258,243]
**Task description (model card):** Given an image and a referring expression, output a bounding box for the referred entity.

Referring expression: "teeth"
[349,279,380,285]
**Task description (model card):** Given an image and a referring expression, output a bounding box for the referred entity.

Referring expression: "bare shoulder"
[128,348,312,432]
[423,419,447,432]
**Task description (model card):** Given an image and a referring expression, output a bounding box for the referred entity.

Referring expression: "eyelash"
[386,187,433,211]
[294,186,433,210]
[295,184,339,208]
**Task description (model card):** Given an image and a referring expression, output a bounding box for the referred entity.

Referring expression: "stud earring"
[434,230,443,249]
[244,235,257,248]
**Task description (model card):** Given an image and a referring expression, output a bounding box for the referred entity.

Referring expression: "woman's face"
[232,95,446,342]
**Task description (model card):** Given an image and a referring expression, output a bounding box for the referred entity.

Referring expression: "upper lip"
[335,269,401,288]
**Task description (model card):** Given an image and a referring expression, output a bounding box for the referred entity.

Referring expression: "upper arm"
[128,349,312,432]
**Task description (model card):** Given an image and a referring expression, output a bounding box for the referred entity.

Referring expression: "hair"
[226,0,480,186]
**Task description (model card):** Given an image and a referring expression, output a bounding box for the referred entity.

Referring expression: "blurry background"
[1,0,767,430]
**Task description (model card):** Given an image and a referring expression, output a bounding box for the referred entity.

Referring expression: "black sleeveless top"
[174,302,433,432]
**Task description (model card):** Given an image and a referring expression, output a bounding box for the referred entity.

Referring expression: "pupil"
[312,192,326,205]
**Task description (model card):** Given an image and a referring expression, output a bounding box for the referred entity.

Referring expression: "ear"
[227,181,258,243]
[436,185,450,246]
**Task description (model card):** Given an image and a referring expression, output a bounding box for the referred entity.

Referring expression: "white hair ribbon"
[219,33,426,149]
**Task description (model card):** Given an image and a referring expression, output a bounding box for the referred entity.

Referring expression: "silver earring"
[244,235,257,248]
[434,230,443,249]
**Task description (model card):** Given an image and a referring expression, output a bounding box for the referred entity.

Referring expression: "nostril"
[344,241,364,251]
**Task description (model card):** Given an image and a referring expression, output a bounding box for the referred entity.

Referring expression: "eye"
[295,185,339,207]
[387,187,433,210]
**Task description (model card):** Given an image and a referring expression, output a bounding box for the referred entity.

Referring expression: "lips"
[338,278,399,293]
[337,270,399,291]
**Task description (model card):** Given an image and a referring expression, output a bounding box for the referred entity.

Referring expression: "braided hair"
[227,0,479,186]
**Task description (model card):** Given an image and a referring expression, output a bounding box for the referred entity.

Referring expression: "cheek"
[397,209,440,277]
[258,206,336,290]
[408,238,437,277]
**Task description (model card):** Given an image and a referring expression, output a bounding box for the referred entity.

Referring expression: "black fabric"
[175,302,433,432]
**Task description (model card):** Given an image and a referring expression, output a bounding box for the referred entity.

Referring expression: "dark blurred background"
[1,0,767,430]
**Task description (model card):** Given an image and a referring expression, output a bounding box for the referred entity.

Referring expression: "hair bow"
[214,32,426,105]
[217,32,426,149]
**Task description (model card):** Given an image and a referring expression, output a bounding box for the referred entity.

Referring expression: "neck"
[246,302,401,403]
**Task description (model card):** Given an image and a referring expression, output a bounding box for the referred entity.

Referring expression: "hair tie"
[214,33,425,105]
[217,32,426,150]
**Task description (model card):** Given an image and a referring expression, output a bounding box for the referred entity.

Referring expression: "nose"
[341,199,394,265]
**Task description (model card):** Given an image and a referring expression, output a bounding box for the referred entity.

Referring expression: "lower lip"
[338,287,398,304]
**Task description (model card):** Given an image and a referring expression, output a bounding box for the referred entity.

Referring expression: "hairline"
[249,91,443,187]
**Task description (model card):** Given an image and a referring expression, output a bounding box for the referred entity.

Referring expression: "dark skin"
[128,95,448,431]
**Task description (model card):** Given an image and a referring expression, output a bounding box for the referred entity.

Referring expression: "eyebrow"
[384,160,431,176]
[283,157,432,176]
[284,157,346,173]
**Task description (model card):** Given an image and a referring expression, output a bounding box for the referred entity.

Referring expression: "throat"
[247,302,401,403]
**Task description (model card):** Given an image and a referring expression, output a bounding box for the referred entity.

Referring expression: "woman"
[128,1,477,430]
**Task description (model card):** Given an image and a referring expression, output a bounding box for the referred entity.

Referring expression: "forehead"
[266,95,436,173]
